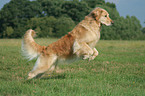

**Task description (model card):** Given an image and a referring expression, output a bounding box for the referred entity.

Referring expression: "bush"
[26,16,57,37]
[0,0,144,39]
[53,17,75,37]
[142,27,145,34]
[4,27,14,38]
[26,16,75,38]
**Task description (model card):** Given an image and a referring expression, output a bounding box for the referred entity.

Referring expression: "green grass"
[0,39,145,96]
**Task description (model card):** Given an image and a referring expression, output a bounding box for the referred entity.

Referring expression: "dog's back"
[43,33,75,59]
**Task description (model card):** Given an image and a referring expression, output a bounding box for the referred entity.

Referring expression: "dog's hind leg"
[27,54,57,79]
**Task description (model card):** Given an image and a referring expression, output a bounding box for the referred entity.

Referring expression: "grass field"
[0,39,145,96]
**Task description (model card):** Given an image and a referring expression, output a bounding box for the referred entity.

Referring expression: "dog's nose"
[111,21,114,24]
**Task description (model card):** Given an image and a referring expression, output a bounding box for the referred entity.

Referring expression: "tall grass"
[0,39,144,96]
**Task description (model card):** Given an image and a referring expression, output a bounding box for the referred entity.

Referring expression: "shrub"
[53,17,75,37]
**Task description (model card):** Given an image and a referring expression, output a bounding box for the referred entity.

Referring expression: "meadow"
[0,39,144,96]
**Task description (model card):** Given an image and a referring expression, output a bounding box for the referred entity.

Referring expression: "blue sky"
[0,0,145,27]
[106,0,145,27]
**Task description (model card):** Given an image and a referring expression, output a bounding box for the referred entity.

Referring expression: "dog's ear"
[31,30,37,37]
[90,8,102,20]
[91,11,97,18]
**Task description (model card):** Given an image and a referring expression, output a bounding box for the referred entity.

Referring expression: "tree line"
[0,0,144,40]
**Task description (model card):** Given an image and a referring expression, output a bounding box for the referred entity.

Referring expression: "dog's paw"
[27,72,36,79]
[89,49,99,61]
[89,56,96,61]
[89,56,97,61]
[93,48,99,56]
[83,55,90,60]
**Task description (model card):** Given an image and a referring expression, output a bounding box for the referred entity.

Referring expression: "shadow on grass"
[40,74,66,80]
[23,73,66,83]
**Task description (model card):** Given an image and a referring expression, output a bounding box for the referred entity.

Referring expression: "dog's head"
[88,7,114,26]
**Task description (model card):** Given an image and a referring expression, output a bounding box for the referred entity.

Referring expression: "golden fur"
[22,7,113,79]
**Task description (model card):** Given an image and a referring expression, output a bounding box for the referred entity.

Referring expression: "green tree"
[27,16,75,38]
[0,0,42,38]
[4,27,14,38]
[141,27,145,40]
[38,0,63,17]
[62,1,90,23]
[81,0,105,8]
[54,17,75,37]
[142,27,145,34]
[0,0,144,39]
[105,2,116,8]
[35,27,41,34]
[142,22,145,34]
[27,16,57,37]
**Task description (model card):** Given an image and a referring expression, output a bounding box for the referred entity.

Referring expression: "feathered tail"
[21,29,46,60]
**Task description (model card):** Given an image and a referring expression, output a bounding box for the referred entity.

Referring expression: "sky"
[0,0,145,27]
[105,0,145,27]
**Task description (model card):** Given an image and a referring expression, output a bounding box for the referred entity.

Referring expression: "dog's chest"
[90,24,100,41]
[81,22,100,42]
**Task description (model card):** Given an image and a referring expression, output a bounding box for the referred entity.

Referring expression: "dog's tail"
[21,29,46,60]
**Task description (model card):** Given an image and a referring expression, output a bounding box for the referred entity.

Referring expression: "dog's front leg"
[89,48,99,61]
[73,41,94,59]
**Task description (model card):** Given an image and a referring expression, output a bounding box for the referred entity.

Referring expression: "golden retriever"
[22,7,113,79]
